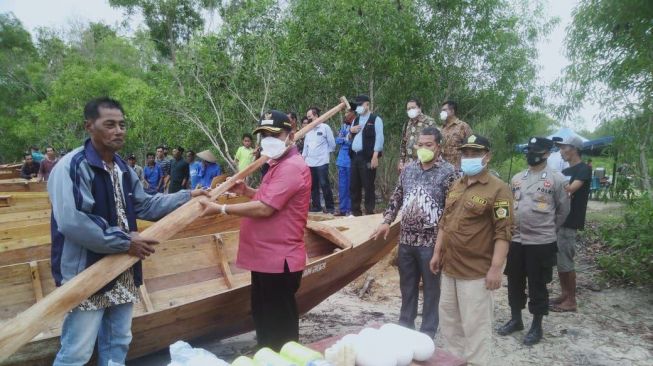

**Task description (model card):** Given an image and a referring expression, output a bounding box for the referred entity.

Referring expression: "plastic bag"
[167,340,229,366]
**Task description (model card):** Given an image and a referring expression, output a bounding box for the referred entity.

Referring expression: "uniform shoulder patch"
[493,200,510,219]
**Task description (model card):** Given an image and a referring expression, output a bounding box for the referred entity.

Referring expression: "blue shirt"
[198,162,221,189]
[143,164,163,194]
[351,113,384,153]
[302,123,336,167]
[189,161,202,189]
[336,124,351,168]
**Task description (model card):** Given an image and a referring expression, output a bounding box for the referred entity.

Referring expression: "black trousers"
[250,261,303,351]
[504,241,557,315]
[349,153,376,216]
[310,164,335,211]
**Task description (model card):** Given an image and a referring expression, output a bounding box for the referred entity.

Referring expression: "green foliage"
[560,0,653,195]
[594,196,653,285]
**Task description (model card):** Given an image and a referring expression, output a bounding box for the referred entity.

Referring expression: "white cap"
[555,135,584,149]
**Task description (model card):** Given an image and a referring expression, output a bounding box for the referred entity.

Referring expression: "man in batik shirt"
[371,127,457,338]
[439,100,473,169]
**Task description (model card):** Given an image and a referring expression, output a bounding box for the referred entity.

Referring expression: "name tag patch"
[471,195,487,205]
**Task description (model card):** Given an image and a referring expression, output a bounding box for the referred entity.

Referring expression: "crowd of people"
[42,95,593,366]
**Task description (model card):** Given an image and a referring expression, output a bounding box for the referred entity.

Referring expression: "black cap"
[526,137,554,153]
[253,110,293,134]
[354,94,370,103]
[127,154,136,160]
[459,134,491,151]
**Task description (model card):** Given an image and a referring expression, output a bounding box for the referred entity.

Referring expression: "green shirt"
[235,146,254,171]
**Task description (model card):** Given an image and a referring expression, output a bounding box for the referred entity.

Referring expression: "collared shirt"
[156,157,171,176]
[237,146,311,273]
[440,170,513,280]
[400,113,437,164]
[235,146,255,171]
[78,162,138,311]
[383,158,457,247]
[198,162,221,189]
[335,124,351,168]
[302,123,336,167]
[38,157,59,181]
[511,167,569,245]
[351,113,384,152]
[169,158,189,193]
[144,164,163,194]
[21,162,40,179]
[441,117,473,169]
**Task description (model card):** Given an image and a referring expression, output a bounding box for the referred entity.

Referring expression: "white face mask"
[407,108,420,119]
[261,136,288,159]
[355,105,365,115]
[439,110,448,121]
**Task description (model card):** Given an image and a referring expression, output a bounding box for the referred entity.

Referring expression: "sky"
[0,0,603,131]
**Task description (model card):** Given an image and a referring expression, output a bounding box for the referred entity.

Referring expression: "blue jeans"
[310,164,334,212]
[54,303,134,366]
[398,244,440,338]
[337,166,351,214]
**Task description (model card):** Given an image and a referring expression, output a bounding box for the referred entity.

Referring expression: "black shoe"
[523,325,543,346]
[309,208,322,213]
[497,319,524,336]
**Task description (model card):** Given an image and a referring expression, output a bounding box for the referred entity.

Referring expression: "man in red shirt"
[199,110,311,350]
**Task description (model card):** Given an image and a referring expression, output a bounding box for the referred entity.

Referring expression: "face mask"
[416,148,435,163]
[355,106,365,114]
[526,152,547,166]
[439,110,448,121]
[261,136,288,159]
[407,109,420,119]
[461,155,486,176]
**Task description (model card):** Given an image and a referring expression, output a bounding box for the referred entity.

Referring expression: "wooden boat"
[0,194,249,266]
[0,179,47,192]
[0,214,399,365]
[0,164,21,180]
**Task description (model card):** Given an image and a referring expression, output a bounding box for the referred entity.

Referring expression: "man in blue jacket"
[48,97,207,366]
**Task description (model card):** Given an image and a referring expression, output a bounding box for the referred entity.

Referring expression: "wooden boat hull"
[0,194,248,266]
[0,215,399,365]
[0,179,47,192]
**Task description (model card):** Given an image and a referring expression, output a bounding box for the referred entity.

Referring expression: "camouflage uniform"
[441,117,473,169]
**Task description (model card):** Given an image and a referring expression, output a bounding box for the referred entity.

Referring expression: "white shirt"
[302,123,336,167]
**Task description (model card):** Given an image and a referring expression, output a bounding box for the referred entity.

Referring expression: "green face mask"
[416,148,435,163]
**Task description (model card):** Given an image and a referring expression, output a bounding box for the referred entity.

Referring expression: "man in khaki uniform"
[498,137,569,345]
[430,135,512,366]
[439,100,473,169]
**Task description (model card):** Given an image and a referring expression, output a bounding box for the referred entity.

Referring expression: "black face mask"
[526,152,547,166]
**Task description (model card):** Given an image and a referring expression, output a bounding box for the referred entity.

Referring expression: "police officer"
[498,137,569,345]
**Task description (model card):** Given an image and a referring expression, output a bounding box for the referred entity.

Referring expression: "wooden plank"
[138,285,154,313]
[212,234,234,289]
[0,210,50,224]
[28,262,43,302]
[145,266,222,293]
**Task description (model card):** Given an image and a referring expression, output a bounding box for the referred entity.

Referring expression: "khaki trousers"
[439,273,494,366]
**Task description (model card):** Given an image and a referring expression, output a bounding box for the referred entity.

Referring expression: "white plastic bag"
[167,340,229,366]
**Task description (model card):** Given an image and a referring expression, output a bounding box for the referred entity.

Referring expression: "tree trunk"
[639,115,652,199]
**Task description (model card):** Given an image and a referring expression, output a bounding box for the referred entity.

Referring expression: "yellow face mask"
[416,148,435,163]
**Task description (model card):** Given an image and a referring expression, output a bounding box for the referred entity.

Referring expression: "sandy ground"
[131,201,653,366]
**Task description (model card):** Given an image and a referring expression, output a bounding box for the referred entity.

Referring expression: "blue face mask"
[460,155,486,176]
